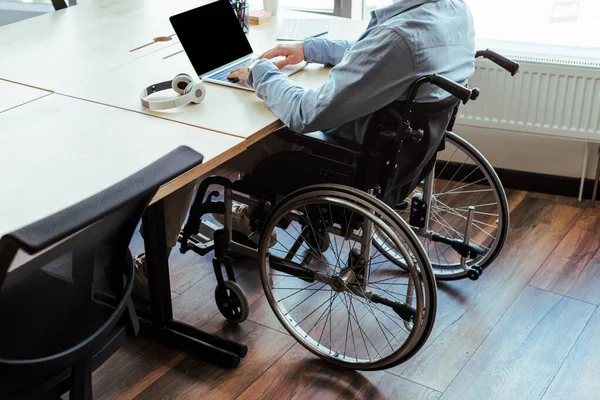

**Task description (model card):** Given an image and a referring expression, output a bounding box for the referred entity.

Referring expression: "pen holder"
[231,1,250,33]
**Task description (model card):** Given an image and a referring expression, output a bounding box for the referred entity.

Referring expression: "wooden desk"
[0,94,244,238]
[0,79,51,113]
[57,11,367,144]
[0,0,212,90]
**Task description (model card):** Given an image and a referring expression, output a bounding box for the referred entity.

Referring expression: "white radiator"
[457,56,600,142]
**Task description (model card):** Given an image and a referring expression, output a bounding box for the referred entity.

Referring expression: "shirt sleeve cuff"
[303,37,324,63]
[247,59,279,87]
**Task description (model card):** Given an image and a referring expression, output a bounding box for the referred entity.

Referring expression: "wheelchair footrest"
[179,220,221,257]
[179,220,260,259]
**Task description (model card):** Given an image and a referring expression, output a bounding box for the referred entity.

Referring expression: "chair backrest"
[355,96,459,206]
[51,0,76,11]
[0,146,203,380]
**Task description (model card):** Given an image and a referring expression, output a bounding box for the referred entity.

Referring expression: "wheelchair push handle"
[430,74,473,105]
[476,49,520,76]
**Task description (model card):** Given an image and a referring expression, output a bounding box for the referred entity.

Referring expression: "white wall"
[455,123,599,179]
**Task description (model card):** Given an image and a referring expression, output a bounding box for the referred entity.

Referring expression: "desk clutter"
[249,10,272,25]
[232,2,273,28]
[231,0,250,33]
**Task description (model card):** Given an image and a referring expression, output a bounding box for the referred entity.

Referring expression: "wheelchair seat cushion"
[275,129,363,160]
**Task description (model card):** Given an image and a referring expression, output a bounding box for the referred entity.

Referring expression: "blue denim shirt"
[248,0,475,143]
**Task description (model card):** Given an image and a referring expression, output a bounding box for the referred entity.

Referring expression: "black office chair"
[0,146,204,400]
[51,0,76,11]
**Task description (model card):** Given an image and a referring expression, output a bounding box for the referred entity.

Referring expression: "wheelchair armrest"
[275,129,363,160]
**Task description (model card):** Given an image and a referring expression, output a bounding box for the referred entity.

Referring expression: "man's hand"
[259,43,305,69]
[227,67,250,83]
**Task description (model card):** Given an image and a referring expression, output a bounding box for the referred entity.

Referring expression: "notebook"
[277,18,330,41]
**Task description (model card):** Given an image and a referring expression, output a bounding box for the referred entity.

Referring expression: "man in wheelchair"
[133,0,487,370]
[221,0,476,224]
[134,0,476,294]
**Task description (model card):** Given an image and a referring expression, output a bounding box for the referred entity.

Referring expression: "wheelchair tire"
[257,185,437,370]
[374,131,509,280]
[215,281,249,324]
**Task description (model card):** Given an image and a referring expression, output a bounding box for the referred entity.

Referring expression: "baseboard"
[436,161,599,200]
[495,167,599,200]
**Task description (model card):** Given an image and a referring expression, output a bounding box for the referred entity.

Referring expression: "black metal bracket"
[409,196,427,228]
[212,228,237,287]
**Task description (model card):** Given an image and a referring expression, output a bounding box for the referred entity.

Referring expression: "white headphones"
[140,73,206,110]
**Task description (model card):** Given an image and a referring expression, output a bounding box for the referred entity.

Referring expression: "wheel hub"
[330,268,356,292]
[330,276,345,292]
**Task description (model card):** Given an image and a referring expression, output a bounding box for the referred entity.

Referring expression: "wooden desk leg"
[592,146,600,208]
[141,201,172,328]
[141,200,247,368]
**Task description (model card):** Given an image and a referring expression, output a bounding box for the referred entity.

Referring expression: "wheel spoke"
[278,281,323,304]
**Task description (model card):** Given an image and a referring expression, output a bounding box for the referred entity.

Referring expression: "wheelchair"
[178,50,519,370]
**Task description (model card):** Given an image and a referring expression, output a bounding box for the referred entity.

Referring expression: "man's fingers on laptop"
[227,67,249,82]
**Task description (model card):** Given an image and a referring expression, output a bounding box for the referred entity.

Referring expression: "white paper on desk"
[277,19,330,41]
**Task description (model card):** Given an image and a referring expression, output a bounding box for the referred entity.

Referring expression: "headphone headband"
[140,75,206,111]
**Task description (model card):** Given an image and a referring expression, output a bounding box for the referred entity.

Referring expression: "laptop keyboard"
[208,59,251,81]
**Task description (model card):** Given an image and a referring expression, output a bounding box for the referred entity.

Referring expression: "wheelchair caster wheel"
[215,281,249,323]
[467,266,482,281]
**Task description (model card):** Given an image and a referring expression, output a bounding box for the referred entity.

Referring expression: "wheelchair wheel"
[258,184,436,370]
[375,131,509,280]
[215,281,249,324]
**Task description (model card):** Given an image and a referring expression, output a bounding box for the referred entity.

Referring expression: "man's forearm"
[250,26,410,138]
[303,37,354,66]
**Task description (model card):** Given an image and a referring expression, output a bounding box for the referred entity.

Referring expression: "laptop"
[169,0,307,91]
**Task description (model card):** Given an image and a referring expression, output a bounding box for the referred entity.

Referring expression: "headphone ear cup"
[185,82,206,104]
[172,73,193,95]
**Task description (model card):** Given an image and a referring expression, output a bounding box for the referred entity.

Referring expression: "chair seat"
[303,132,363,156]
[275,129,363,160]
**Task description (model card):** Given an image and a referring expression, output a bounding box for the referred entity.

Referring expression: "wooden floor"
[92,189,600,400]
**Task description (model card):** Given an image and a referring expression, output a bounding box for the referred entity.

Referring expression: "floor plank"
[339,371,441,400]
[441,286,594,400]
[236,344,331,400]
[134,324,295,400]
[530,208,600,304]
[92,337,185,400]
[240,349,441,400]
[246,290,288,334]
[391,194,583,392]
[542,305,600,400]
